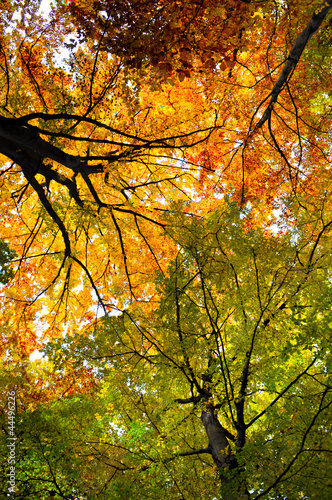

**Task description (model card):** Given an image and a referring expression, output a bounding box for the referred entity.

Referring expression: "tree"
[0,0,332,498]
[26,203,330,499]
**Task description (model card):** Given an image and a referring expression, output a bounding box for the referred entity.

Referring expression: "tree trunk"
[201,404,249,500]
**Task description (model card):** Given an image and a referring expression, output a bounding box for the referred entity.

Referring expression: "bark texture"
[201,404,249,500]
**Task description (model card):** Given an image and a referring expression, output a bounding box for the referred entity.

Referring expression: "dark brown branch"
[134,216,164,274]
[0,42,10,108]
[114,207,166,228]
[19,42,48,110]
[19,168,72,257]
[12,112,149,143]
[175,395,202,405]
[13,112,219,149]
[111,212,134,298]
[0,116,82,172]
[253,387,331,499]
[254,0,332,131]
[71,255,106,311]
[246,357,317,429]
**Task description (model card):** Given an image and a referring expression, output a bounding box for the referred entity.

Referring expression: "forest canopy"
[0,0,332,498]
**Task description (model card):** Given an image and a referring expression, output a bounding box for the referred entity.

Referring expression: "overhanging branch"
[254,0,332,132]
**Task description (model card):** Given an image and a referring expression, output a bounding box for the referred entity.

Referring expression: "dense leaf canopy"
[0,0,332,498]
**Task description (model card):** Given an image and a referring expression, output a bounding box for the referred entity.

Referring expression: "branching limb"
[246,357,317,429]
[253,387,332,499]
[254,0,332,131]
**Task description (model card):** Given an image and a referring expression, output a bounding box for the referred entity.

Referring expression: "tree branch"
[178,447,211,457]
[253,387,332,499]
[246,357,317,429]
[254,0,332,131]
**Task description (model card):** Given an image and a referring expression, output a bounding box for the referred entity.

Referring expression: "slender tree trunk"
[201,404,249,500]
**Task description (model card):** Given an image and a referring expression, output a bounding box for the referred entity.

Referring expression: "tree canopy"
[0,0,332,498]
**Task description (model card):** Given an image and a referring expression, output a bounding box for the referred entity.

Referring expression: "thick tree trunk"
[201,404,249,500]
